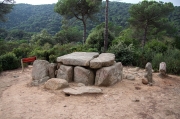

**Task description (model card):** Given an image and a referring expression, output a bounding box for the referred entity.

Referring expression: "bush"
[0,52,19,71]
[86,27,114,53]
[144,39,168,53]
[152,48,180,74]
[108,42,134,65]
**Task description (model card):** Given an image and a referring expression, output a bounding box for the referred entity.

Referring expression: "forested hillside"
[0,2,132,34]
[0,2,180,35]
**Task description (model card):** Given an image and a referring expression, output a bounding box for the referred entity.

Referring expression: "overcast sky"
[15,0,180,6]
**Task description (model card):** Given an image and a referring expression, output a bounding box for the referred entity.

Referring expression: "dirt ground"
[0,66,180,119]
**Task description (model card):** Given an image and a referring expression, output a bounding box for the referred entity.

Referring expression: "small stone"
[126,74,135,80]
[77,83,85,87]
[142,78,148,85]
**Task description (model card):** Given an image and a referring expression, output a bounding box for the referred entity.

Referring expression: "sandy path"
[0,66,180,119]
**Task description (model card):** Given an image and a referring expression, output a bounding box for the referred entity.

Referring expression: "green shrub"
[144,39,168,53]
[152,48,180,74]
[86,28,114,53]
[108,42,134,65]
[0,52,19,71]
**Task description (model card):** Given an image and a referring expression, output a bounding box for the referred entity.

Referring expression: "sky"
[15,0,180,6]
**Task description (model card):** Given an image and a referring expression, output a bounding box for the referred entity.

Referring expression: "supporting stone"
[56,65,73,82]
[74,66,95,85]
[95,62,123,86]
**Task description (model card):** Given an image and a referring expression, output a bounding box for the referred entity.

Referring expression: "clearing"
[0,66,180,119]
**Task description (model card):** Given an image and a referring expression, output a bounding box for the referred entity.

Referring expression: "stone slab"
[57,52,99,66]
[63,86,102,95]
[90,53,115,69]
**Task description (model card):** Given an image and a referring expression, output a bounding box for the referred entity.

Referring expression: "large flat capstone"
[90,53,115,69]
[57,52,99,66]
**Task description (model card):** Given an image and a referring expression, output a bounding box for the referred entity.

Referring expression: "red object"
[22,56,36,63]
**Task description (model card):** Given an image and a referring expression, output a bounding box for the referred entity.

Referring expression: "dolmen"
[31,52,123,87]
[56,52,123,86]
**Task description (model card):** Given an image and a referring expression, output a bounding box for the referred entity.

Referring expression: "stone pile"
[56,52,123,86]
[31,52,123,87]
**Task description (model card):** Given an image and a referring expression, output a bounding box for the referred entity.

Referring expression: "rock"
[56,65,73,82]
[48,63,57,78]
[74,66,95,85]
[32,60,50,84]
[126,74,135,80]
[44,78,68,90]
[135,67,140,71]
[90,53,115,69]
[95,62,123,86]
[142,78,148,85]
[77,83,85,87]
[159,62,166,76]
[57,52,99,66]
[144,62,153,85]
[63,86,102,95]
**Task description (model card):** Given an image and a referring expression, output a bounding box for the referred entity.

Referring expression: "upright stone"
[57,65,73,82]
[32,60,50,85]
[90,53,115,69]
[74,66,95,85]
[144,62,153,85]
[159,62,166,76]
[48,63,57,78]
[57,52,99,66]
[95,62,123,86]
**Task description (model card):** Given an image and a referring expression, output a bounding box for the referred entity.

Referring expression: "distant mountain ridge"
[0,2,179,35]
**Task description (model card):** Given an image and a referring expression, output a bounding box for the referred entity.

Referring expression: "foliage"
[54,27,82,44]
[129,1,174,47]
[152,48,180,74]
[144,39,168,53]
[12,43,31,60]
[0,0,15,22]
[112,28,139,46]
[86,24,115,52]
[31,29,55,46]
[55,0,102,43]
[0,52,19,71]
[108,41,134,65]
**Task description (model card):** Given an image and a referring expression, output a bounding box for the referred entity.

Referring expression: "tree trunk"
[82,19,86,44]
[104,0,109,53]
[142,24,148,48]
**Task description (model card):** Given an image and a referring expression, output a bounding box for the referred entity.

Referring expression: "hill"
[0,2,179,35]
[0,2,132,34]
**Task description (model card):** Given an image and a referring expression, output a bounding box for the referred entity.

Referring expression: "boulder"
[159,62,166,76]
[142,78,148,85]
[44,78,68,90]
[48,63,57,78]
[32,60,50,84]
[90,53,115,69]
[63,86,102,95]
[95,62,123,86]
[74,66,95,85]
[57,52,99,66]
[56,65,73,82]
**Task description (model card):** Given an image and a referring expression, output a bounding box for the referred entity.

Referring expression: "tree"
[104,0,109,52]
[129,1,174,47]
[54,0,102,44]
[0,0,15,22]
